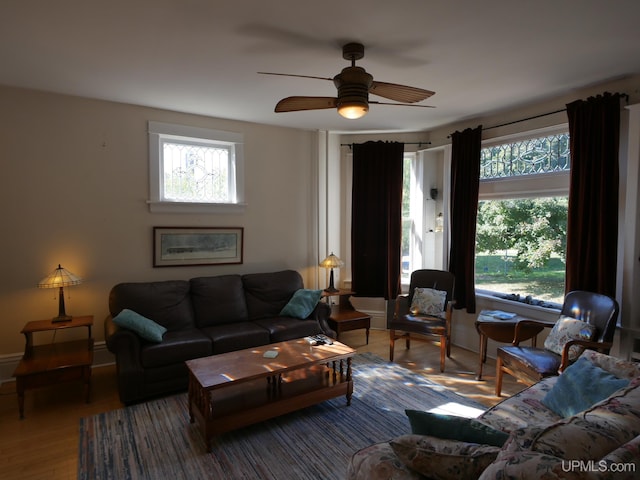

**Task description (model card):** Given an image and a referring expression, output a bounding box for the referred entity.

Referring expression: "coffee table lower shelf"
[188,363,353,451]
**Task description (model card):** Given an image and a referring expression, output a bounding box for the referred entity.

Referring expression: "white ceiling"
[2,0,640,133]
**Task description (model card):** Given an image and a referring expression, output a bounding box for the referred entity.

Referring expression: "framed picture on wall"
[153,227,244,267]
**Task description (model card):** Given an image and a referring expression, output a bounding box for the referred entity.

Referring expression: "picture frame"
[153,227,244,267]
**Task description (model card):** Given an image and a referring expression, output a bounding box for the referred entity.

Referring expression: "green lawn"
[475,254,565,304]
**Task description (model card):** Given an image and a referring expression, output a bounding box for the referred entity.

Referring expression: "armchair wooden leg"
[390,330,395,362]
[405,333,410,350]
[440,336,446,372]
[495,356,504,397]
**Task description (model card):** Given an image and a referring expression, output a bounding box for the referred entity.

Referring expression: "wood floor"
[0,329,524,480]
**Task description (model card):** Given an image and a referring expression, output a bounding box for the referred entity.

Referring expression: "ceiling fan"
[259,42,435,119]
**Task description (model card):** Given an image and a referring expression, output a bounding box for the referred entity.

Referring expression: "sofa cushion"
[518,382,640,461]
[479,376,562,434]
[543,315,596,361]
[581,349,640,380]
[140,329,212,368]
[347,441,423,480]
[542,356,630,417]
[279,288,323,319]
[109,280,195,331]
[190,275,249,327]
[599,434,640,472]
[112,309,167,343]
[478,450,589,480]
[390,434,502,480]
[200,322,271,354]
[254,316,322,342]
[242,270,304,320]
[405,410,509,447]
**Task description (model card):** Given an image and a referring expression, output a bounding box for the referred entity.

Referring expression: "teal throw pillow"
[542,356,629,417]
[404,410,509,447]
[280,289,323,319]
[112,308,167,343]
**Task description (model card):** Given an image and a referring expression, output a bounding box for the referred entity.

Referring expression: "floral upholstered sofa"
[347,350,640,479]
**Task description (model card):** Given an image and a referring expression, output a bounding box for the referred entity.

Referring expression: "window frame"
[148,121,246,213]
[475,125,570,304]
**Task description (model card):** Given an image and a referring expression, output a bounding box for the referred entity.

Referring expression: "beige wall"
[0,86,320,357]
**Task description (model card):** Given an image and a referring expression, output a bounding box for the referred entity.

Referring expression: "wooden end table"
[325,289,371,344]
[475,310,552,380]
[186,338,355,451]
[13,315,94,418]
[329,306,371,344]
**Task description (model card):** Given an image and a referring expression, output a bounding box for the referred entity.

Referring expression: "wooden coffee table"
[185,338,355,450]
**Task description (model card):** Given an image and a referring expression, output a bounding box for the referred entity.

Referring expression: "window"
[401,150,444,284]
[401,153,413,279]
[148,121,245,213]
[475,129,570,306]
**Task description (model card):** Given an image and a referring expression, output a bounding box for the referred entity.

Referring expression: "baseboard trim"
[0,341,114,385]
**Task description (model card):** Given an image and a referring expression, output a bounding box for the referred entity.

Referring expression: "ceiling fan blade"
[275,96,338,112]
[369,101,436,108]
[370,81,435,103]
[259,72,333,82]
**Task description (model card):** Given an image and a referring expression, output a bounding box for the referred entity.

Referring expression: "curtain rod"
[340,141,431,149]
[483,108,567,131]
[480,93,630,132]
[449,93,629,136]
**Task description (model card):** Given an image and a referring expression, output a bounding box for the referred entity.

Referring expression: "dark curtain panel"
[565,92,622,296]
[351,141,404,300]
[449,125,483,313]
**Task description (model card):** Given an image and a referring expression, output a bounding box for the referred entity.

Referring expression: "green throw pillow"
[542,356,629,417]
[279,289,323,319]
[112,308,167,343]
[404,410,509,447]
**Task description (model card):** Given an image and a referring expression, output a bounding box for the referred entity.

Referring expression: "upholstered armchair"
[389,269,455,372]
[495,290,619,396]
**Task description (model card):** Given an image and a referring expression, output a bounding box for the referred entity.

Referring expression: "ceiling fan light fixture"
[337,100,369,119]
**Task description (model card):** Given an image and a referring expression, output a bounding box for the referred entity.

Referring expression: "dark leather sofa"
[104,270,333,404]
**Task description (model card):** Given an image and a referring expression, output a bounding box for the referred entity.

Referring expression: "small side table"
[325,290,371,344]
[13,315,94,418]
[329,307,372,344]
[475,311,549,381]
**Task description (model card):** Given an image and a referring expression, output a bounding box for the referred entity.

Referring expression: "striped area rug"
[78,352,485,479]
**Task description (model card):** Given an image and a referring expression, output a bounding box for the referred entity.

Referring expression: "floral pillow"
[390,434,502,480]
[543,315,596,361]
[410,287,447,316]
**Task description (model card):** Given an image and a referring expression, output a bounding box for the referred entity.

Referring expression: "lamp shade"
[37,264,82,289]
[37,264,82,322]
[319,253,344,269]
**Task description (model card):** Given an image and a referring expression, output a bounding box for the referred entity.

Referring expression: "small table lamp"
[37,264,83,322]
[319,253,344,293]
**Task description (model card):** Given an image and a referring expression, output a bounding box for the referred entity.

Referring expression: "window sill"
[476,290,560,320]
[147,201,247,214]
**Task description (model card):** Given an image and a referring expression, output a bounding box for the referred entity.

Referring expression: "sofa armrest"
[104,315,147,404]
[104,315,142,354]
[104,315,145,375]
[310,302,336,338]
[559,339,613,372]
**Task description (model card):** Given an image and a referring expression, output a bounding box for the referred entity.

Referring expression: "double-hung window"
[148,121,245,213]
[475,127,570,306]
